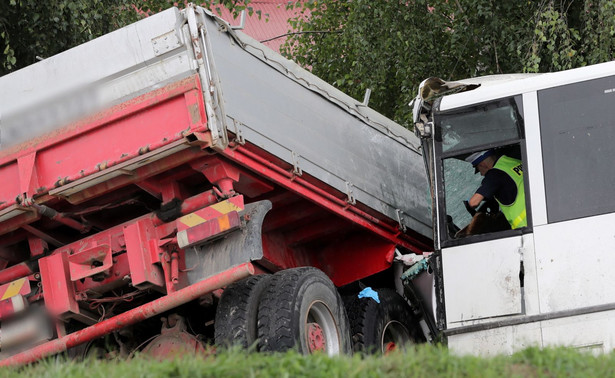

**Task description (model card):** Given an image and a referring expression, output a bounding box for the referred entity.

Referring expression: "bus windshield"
[438,100,522,155]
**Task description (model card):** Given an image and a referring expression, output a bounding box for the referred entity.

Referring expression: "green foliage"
[0,0,253,76]
[0,0,136,75]
[581,0,615,65]
[282,0,615,127]
[3,345,615,378]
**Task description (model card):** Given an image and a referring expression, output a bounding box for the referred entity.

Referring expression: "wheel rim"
[305,300,341,355]
[380,320,412,353]
[306,323,326,352]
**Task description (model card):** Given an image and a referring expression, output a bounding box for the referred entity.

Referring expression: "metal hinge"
[231,118,245,145]
[395,209,407,232]
[345,181,356,205]
[291,151,302,177]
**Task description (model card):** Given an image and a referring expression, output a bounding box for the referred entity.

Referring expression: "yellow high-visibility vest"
[493,156,527,229]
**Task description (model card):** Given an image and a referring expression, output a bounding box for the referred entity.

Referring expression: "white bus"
[410,61,615,355]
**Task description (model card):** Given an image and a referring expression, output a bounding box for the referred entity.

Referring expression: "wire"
[68,198,143,217]
[88,291,142,305]
[259,30,342,44]
[128,335,159,359]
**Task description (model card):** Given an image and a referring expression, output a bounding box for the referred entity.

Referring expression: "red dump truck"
[0,6,432,363]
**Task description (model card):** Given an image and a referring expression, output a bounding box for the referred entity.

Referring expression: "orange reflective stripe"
[218,214,231,231]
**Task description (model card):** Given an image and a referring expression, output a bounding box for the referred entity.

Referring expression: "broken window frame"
[432,95,532,248]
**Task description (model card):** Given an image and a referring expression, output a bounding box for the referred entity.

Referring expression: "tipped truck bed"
[0,7,430,239]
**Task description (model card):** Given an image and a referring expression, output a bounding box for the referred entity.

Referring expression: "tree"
[0,0,253,76]
[281,0,615,128]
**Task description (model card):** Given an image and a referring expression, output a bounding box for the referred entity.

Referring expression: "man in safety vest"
[466,150,527,229]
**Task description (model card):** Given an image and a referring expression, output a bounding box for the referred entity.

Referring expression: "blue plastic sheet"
[358,287,380,303]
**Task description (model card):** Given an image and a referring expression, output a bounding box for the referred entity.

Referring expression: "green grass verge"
[2,345,613,378]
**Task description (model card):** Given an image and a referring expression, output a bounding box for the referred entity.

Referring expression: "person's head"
[465,150,496,176]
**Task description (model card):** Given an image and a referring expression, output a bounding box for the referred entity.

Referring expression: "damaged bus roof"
[439,61,615,111]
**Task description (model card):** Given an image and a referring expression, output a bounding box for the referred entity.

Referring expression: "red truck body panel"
[0,6,432,363]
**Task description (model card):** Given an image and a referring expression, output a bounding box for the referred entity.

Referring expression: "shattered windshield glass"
[439,103,521,154]
[444,158,483,228]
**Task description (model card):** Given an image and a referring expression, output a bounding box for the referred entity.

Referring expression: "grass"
[1,345,613,378]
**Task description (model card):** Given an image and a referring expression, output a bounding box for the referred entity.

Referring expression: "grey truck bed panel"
[0,7,431,238]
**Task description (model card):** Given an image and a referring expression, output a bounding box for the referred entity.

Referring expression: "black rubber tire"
[257,267,352,355]
[214,274,272,349]
[346,288,424,353]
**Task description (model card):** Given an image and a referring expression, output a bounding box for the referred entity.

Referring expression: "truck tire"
[214,274,272,349]
[257,267,352,355]
[346,288,423,353]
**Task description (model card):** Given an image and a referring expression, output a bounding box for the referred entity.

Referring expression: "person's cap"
[465,150,493,173]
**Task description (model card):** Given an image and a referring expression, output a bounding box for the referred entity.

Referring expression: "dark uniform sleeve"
[475,170,517,206]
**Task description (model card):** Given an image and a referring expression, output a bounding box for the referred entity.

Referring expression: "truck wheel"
[346,288,423,353]
[257,267,351,355]
[214,274,272,349]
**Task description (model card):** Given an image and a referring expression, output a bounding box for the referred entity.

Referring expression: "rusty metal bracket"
[231,118,246,146]
[345,181,356,205]
[291,151,303,177]
[68,244,113,281]
[395,209,407,232]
